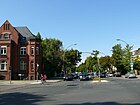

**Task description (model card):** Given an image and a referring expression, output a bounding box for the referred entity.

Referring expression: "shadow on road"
[0,92,47,105]
[59,102,140,105]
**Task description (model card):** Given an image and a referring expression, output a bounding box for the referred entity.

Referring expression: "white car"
[125,72,136,78]
[108,73,113,77]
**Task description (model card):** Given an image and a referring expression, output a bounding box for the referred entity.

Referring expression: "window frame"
[36,47,39,55]
[31,47,34,55]
[31,61,34,72]
[20,61,26,71]
[0,60,7,71]
[0,46,7,55]
[20,47,26,55]
[3,33,9,40]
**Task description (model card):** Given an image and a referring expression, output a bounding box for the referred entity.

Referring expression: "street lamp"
[36,63,39,81]
[116,38,133,72]
[62,43,77,74]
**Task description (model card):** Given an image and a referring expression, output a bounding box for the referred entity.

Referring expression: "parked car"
[63,74,73,81]
[79,73,90,81]
[107,73,113,77]
[71,73,79,79]
[125,72,137,78]
[114,72,121,77]
[100,72,107,78]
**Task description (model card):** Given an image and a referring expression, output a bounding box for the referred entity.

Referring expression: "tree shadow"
[59,102,140,105]
[0,92,47,105]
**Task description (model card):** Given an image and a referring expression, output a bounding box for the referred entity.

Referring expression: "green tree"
[76,63,86,72]
[85,56,97,72]
[42,38,63,77]
[64,49,82,73]
[100,56,112,72]
[122,44,133,72]
[36,32,41,39]
[111,44,126,74]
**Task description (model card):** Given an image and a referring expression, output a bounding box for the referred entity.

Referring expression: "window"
[20,61,26,71]
[4,33,9,40]
[31,47,34,55]
[0,34,2,39]
[31,61,34,72]
[0,46,7,55]
[36,47,39,55]
[20,47,26,55]
[9,34,12,39]
[3,24,10,30]
[0,61,7,71]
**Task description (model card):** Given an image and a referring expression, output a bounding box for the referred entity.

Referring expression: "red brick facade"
[0,20,42,80]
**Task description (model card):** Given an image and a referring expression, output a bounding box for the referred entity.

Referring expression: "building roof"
[14,26,34,38]
[134,49,140,56]
[14,26,36,43]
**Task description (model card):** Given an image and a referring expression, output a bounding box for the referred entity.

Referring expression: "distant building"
[0,20,42,80]
[133,48,140,61]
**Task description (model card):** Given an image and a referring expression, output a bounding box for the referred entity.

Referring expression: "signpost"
[9,66,12,84]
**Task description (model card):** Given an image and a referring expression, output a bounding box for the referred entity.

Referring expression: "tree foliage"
[64,49,82,73]
[42,38,63,77]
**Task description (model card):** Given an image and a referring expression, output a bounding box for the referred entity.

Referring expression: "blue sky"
[1,0,140,63]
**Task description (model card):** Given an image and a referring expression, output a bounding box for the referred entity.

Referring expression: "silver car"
[125,72,136,78]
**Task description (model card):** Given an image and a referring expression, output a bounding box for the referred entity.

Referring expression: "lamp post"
[92,50,101,82]
[36,63,39,81]
[62,43,77,74]
[116,38,133,72]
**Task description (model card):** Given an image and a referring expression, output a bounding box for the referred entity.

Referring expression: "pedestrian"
[40,74,44,85]
[43,75,47,82]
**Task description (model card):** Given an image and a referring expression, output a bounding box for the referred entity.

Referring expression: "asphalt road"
[0,77,140,105]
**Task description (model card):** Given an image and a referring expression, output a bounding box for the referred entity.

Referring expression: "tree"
[85,56,97,72]
[64,49,82,73]
[42,38,63,77]
[111,44,126,74]
[76,63,86,72]
[100,56,112,72]
[36,32,41,39]
[122,44,133,72]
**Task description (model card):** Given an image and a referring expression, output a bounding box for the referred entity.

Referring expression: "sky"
[1,0,140,63]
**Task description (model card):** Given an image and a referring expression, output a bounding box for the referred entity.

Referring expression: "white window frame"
[4,33,9,39]
[31,47,34,55]
[20,61,26,71]
[0,60,7,71]
[0,46,7,55]
[20,47,26,55]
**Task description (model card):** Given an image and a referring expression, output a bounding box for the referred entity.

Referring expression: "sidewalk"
[0,80,62,93]
[0,79,62,85]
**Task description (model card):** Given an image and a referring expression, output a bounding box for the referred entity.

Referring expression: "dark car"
[100,72,107,78]
[63,74,73,81]
[79,73,90,81]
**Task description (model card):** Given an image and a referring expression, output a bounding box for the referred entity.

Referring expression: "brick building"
[0,20,42,80]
